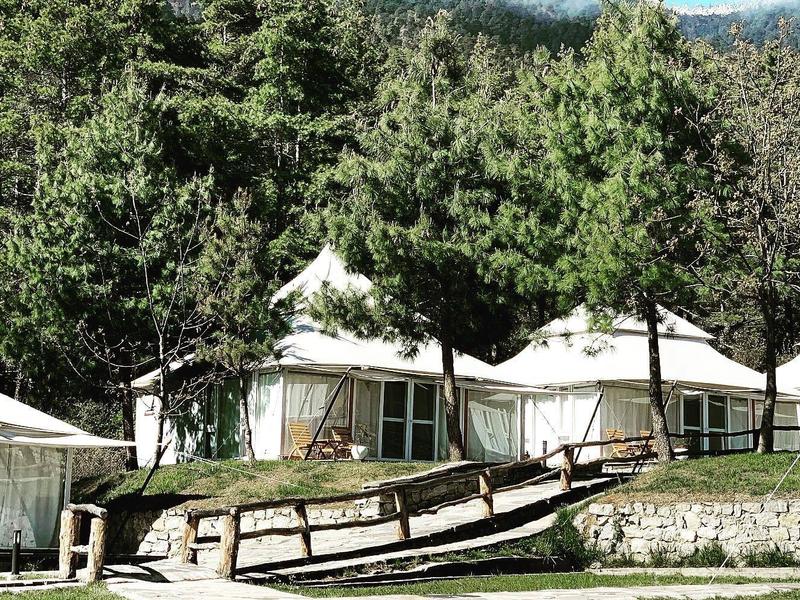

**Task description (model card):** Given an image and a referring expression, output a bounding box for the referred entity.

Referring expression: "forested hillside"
[1,0,799,466]
[362,0,800,52]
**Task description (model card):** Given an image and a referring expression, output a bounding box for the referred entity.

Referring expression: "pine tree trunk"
[441,340,464,461]
[239,373,256,462]
[758,289,778,453]
[644,300,674,463]
[121,382,138,471]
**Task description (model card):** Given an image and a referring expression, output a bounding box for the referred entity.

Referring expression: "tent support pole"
[63,448,74,509]
[304,367,353,461]
[574,384,605,464]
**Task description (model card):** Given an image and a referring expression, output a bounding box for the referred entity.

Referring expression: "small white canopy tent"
[135,246,548,466]
[497,305,800,460]
[0,393,132,548]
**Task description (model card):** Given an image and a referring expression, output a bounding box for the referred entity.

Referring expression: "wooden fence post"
[58,509,80,579]
[217,509,240,580]
[478,470,494,517]
[295,502,312,558]
[560,445,574,491]
[394,489,410,540]
[85,515,108,583]
[181,512,200,565]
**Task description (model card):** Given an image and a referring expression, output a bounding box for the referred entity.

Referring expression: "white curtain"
[354,379,381,458]
[467,392,519,462]
[728,397,751,449]
[252,372,283,459]
[756,401,800,451]
[0,444,65,548]
[282,373,350,456]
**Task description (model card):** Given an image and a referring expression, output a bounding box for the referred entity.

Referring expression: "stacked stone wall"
[575,500,800,562]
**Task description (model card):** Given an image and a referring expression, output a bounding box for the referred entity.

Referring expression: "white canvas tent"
[0,393,131,549]
[497,305,800,461]
[777,355,800,392]
[135,246,547,466]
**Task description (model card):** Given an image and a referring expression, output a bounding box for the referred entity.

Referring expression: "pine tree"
[533,1,717,462]
[317,15,512,461]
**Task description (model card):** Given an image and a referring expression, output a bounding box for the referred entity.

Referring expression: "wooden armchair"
[287,422,332,460]
[331,426,354,460]
[606,428,634,458]
[640,430,654,453]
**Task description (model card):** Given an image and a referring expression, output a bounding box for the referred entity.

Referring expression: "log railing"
[182,425,800,579]
[59,503,108,582]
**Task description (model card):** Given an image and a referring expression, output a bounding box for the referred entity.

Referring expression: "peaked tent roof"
[267,245,529,385]
[134,246,547,391]
[497,305,790,395]
[0,393,133,448]
[777,355,800,391]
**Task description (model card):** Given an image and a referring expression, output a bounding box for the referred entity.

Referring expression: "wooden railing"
[180,437,655,578]
[59,503,108,582]
[181,425,800,579]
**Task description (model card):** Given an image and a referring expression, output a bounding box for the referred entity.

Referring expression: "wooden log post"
[294,502,312,558]
[560,445,574,491]
[217,509,240,580]
[85,516,108,583]
[394,489,411,540]
[478,470,494,518]
[58,509,81,579]
[180,512,200,565]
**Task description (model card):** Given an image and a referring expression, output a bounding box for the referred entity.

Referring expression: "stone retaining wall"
[575,500,800,563]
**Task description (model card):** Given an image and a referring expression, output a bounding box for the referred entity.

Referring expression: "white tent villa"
[497,306,800,462]
[134,246,546,467]
[1,393,131,549]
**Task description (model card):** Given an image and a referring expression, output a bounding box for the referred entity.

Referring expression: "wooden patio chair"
[640,430,655,453]
[606,428,633,458]
[331,426,354,460]
[287,422,332,460]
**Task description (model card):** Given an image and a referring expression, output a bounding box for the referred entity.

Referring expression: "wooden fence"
[58,503,108,582]
[180,436,656,579]
[179,425,800,579]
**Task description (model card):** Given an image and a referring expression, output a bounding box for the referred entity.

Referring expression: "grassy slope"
[74,460,436,510]
[277,573,785,597]
[0,585,122,600]
[604,453,800,503]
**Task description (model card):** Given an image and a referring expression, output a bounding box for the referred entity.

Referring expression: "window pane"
[683,395,702,429]
[709,435,724,452]
[354,380,381,458]
[381,420,405,459]
[413,383,435,421]
[383,382,407,419]
[411,423,434,460]
[708,395,727,430]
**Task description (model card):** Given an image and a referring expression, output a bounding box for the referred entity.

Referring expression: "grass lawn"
[604,453,800,503]
[0,585,122,600]
[75,459,438,510]
[276,572,787,597]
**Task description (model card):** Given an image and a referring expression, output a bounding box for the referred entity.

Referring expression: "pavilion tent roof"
[777,355,800,391]
[0,393,133,448]
[497,305,796,397]
[134,245,547,393]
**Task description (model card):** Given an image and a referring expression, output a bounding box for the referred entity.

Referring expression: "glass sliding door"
[380,381,408,459]
[410,383,436,461]
[682,394,703,453]
[707,395,727,451]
